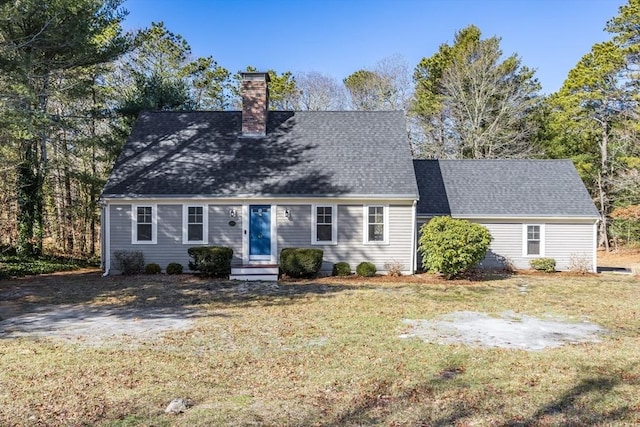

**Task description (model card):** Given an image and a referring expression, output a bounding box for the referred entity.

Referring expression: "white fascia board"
[416,214,599,222]
[103,196,418,205]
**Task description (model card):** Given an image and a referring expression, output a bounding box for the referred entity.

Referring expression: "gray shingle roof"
[413,159,600,218]
[102,110,418,199]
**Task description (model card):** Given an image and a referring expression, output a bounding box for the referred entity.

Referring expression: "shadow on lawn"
[305,373,635,427]
[0,271,366,342]
[501,375,634,426]
[0,271,362,318]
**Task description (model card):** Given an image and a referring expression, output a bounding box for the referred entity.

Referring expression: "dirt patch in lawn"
[400,310,607,351]
[0,305,196,346]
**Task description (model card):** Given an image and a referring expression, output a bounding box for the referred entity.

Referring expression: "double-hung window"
[132,205,157,244]
[312,205,337,244]
[524,224,544,256]
[364,205,388,244]
[183,205,208,244]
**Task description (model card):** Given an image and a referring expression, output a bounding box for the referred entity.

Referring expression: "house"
[100,72,600,278]
[413,159,600,272]
[100,72,419,279]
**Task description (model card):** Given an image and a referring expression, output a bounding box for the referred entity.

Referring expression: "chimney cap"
[240,71,271,82]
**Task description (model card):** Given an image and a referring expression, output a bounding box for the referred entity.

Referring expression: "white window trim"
[132,204,157,244]
[522,223,545,257]
[363,204,389,245]
[182,204,209,244]
[311,204,338,245]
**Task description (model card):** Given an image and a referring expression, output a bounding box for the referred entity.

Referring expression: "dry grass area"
[0,270,639,426]
[598,247,640,268]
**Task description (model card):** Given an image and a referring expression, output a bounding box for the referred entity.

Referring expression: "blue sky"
[122,0,624,94]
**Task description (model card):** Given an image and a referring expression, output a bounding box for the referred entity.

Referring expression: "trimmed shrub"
[188,246,233,278]
[356,261,377,277]
[145,263,162,274]
[280,248,323,278]
[530,257,556,273]
[332,262,351,276]
[418,216,492,279]
[166,262,183,275]
[113,250,145,275]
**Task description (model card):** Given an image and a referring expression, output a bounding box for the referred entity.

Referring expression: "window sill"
[363,241,389,246]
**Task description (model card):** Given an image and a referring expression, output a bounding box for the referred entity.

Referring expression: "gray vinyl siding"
[277,205,312,248]
[473,222,524,269]
[477,220,595,271]
[277,204,414,273]
[108,204,243,273]
[545,223,594,271]
[210,206,244,266]
[416,217,596,272]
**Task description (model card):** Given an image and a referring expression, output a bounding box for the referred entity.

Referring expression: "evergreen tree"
[0,0,132,256]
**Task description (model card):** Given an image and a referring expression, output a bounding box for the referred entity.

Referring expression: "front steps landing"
[230,264,279,281]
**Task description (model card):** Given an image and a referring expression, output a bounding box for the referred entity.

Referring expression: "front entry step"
[230,265,279,281]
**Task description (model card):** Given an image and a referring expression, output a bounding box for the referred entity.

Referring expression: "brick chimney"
[241,72,270,136]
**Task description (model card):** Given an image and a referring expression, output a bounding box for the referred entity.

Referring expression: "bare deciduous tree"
[293,71,347,111]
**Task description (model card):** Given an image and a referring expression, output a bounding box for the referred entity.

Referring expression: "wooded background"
[1,0,639,258]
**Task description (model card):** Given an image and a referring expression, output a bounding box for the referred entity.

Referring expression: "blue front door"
[249,205,271,257]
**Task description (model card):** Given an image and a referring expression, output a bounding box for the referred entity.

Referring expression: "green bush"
[0,254,84,279]
[280,248,323,278]
[332,262,351,276]
[356,261,377,277]
[530,257,556,273]
[113,250,145,275]
[418,216,492,279]
[188,246,233,278]
[166,262,183,275]
[145,263,161,274]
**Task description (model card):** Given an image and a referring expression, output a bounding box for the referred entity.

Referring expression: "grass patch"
[0,273,638,425]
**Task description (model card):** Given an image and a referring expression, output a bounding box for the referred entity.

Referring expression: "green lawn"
[0,271,638,426]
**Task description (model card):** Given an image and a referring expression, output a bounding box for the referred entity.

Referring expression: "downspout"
[101,201,111,277]
[411,200,417,273]
[592,219,599,273]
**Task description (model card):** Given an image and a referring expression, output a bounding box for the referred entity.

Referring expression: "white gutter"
[415,214,600,222]
[593,219,599,273]
[101,193,419,201]
[411,200,417,273]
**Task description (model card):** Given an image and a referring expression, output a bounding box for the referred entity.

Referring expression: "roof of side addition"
[413,159,600,218]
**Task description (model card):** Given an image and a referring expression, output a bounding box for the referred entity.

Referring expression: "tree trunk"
[62,136,74,253]
[16,141,38,256]
[598,119,610,251]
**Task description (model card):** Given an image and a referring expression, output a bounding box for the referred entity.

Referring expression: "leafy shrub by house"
[530,257,556,273]
[280,248,323,278]
[332,261,351,276]
[356,261,376,277]
[145,263,161,274]
[188,246,233,278]
[166,262,183,275]
[418,216,492,279]
[113,250,145,275]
